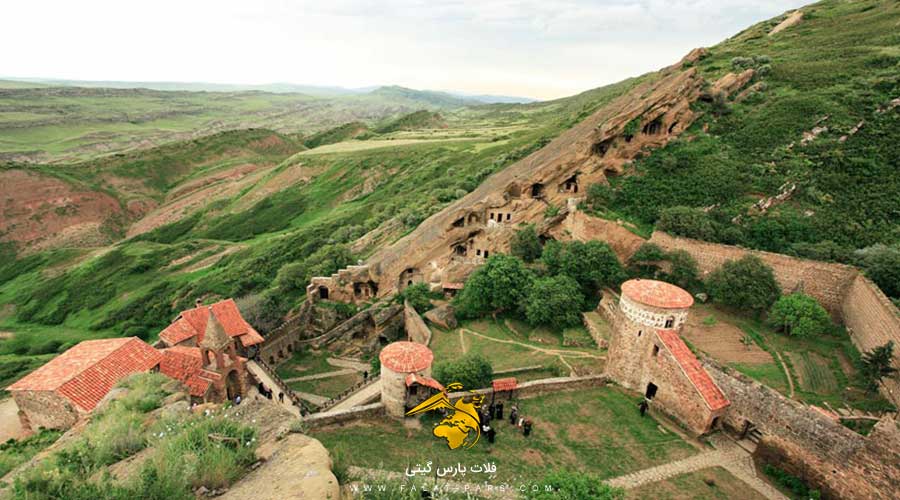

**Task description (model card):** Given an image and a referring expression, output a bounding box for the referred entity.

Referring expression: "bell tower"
[200,313,246,401]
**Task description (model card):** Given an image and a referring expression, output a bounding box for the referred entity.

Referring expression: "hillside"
[0,0,898,392]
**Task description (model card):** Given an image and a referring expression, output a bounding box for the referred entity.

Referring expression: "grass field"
[626,467,766,500]
[314,386,697,483]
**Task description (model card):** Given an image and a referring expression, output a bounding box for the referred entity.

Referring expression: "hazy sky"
[3,0,809,99]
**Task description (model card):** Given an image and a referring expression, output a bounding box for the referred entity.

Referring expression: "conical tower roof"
[200,311,232,351]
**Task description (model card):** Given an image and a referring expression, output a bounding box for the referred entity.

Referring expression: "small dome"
[379,341,434,373]
[621,279,693,309]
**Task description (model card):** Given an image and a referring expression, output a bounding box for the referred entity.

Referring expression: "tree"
[432,354,493,390]
[856,245,900,298]
[768,293,831,337]
[511,225,543,263]
[663,249,701,291]
[543,240,624,296]
[586,183,613,209]
[860,341,897,393]
[396,283,434,313]
[657,206,717,241]
[706,255,781,313]
[452,254,533,318]
[526,470,625,500]
[524,275,584,327]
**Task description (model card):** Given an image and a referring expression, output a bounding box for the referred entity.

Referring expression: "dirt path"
[773,351,795,398]
[460,329,605,360]
[327,357,370,372]
[459,330,468,354]
[326,381,382,413]
[283,368,356,383]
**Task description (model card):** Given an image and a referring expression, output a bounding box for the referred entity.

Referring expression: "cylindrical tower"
[379,341,434,418]
[606,279,693,390]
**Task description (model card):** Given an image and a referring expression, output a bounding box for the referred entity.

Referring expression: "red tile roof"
[405,373,445,392]
[656,329,729,411]
[379,341,434,373]
[492,377,518,392]
[158,346,242,397]
[159,299,264,348]
[621,279,694,309]
[8,337,161,412]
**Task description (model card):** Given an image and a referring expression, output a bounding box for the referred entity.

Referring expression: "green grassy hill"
[0,0,898,389]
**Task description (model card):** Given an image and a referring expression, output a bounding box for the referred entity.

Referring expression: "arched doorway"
[226,370,242,401]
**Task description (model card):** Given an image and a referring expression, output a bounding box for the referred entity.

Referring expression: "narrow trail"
[460,328,605,360]
[459,329,468,354]
[773,351,795,398]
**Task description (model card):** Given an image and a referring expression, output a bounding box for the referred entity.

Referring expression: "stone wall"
[648,232,858,319]
[12,390,80,431]
[704,359,900,499]
[303,402,386,429]
[554,211,646,261]
[404,302,432,346]
[841,275,900,400]
[447,375,609,403]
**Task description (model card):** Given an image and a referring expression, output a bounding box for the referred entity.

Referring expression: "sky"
[3,0,810,100]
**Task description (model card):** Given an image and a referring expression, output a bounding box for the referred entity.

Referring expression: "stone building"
[158,298,264,357]
[605,279,729,435]
[7,337,162,431]
[378,341,443,417]
[159,313,248,404]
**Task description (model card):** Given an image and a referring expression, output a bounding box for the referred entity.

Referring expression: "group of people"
[257,382,285,403]
[477,401,534,445]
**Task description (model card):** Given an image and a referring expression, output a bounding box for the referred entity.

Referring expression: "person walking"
[496,402,504,420]
[363,370,368,382]
[278,392,285,403]
[487,425,496,444]
[523,419,533,437]
[639,399,649,417]
[509,405,518,426]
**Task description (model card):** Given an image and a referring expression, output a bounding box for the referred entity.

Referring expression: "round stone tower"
[606,279,694,390]
[379,341,434,418]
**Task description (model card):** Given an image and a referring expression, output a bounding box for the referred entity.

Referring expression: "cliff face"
[312,50,746,301]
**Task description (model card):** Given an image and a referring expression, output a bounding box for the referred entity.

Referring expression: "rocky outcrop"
[423,303,457,330]
[769,10,803,36]
[221,433,340,500]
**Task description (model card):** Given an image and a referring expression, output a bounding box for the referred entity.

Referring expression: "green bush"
[664,250,701,292]
[524,275,584,327]
[453,255,533,318]
[542,240,624,297]
[432,354,493,390]
[396,282,437,313]
[657,206,717,241]
[510,224,543,263]
[526,470,625,500]
[768,293,831,337]
[706,255,781,313]
[855,244,900,298]
[762,464,820,500]
[586,183,614,208]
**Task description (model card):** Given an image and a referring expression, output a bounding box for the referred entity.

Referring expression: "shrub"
[542,240,624,297]
[526,470,625,500]
[855,244,900,298]
[657,206,717,240]
[860,341,897,393]
[523,275,584,328]
[762,464,821,500]
[453,255,533,318]
[396,282,436,313]
[510,224,543,263]
[586,183,613,208]
[432,354,493,389]
[664,250,701,291]
[768,293,831,337]
[706,255,781,313]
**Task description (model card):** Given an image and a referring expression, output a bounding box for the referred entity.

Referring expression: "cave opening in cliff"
[506,184,522,198]
[467,213,479,225]
[452,217,464,228]
[454,244,467,256]
[317,286,329,299]
[642,117,663,135]
[592,139,612,157]
[530,183,544,198]
[668,121,679,134]
[560,174,579,193]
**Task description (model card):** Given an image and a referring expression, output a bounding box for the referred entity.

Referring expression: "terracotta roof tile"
[379,341,433,373]
[492,377,518,392]
[8,338,162,412]
[405,373,445,392]
[159,299,263,348]
[656,329,729,411]
[159,347,210,397]
[621,279,694,309]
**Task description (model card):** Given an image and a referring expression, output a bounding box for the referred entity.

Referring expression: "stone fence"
[303,402,385,429]
[702,357,900,499]
[404,301,432,345]
[447,375,609,403]
[317,375,381,413]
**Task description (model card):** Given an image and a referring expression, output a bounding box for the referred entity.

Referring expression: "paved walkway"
[283,368,356,383]
[246,361,301,417]
[605,434,787,500]
[327,380,382,412]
